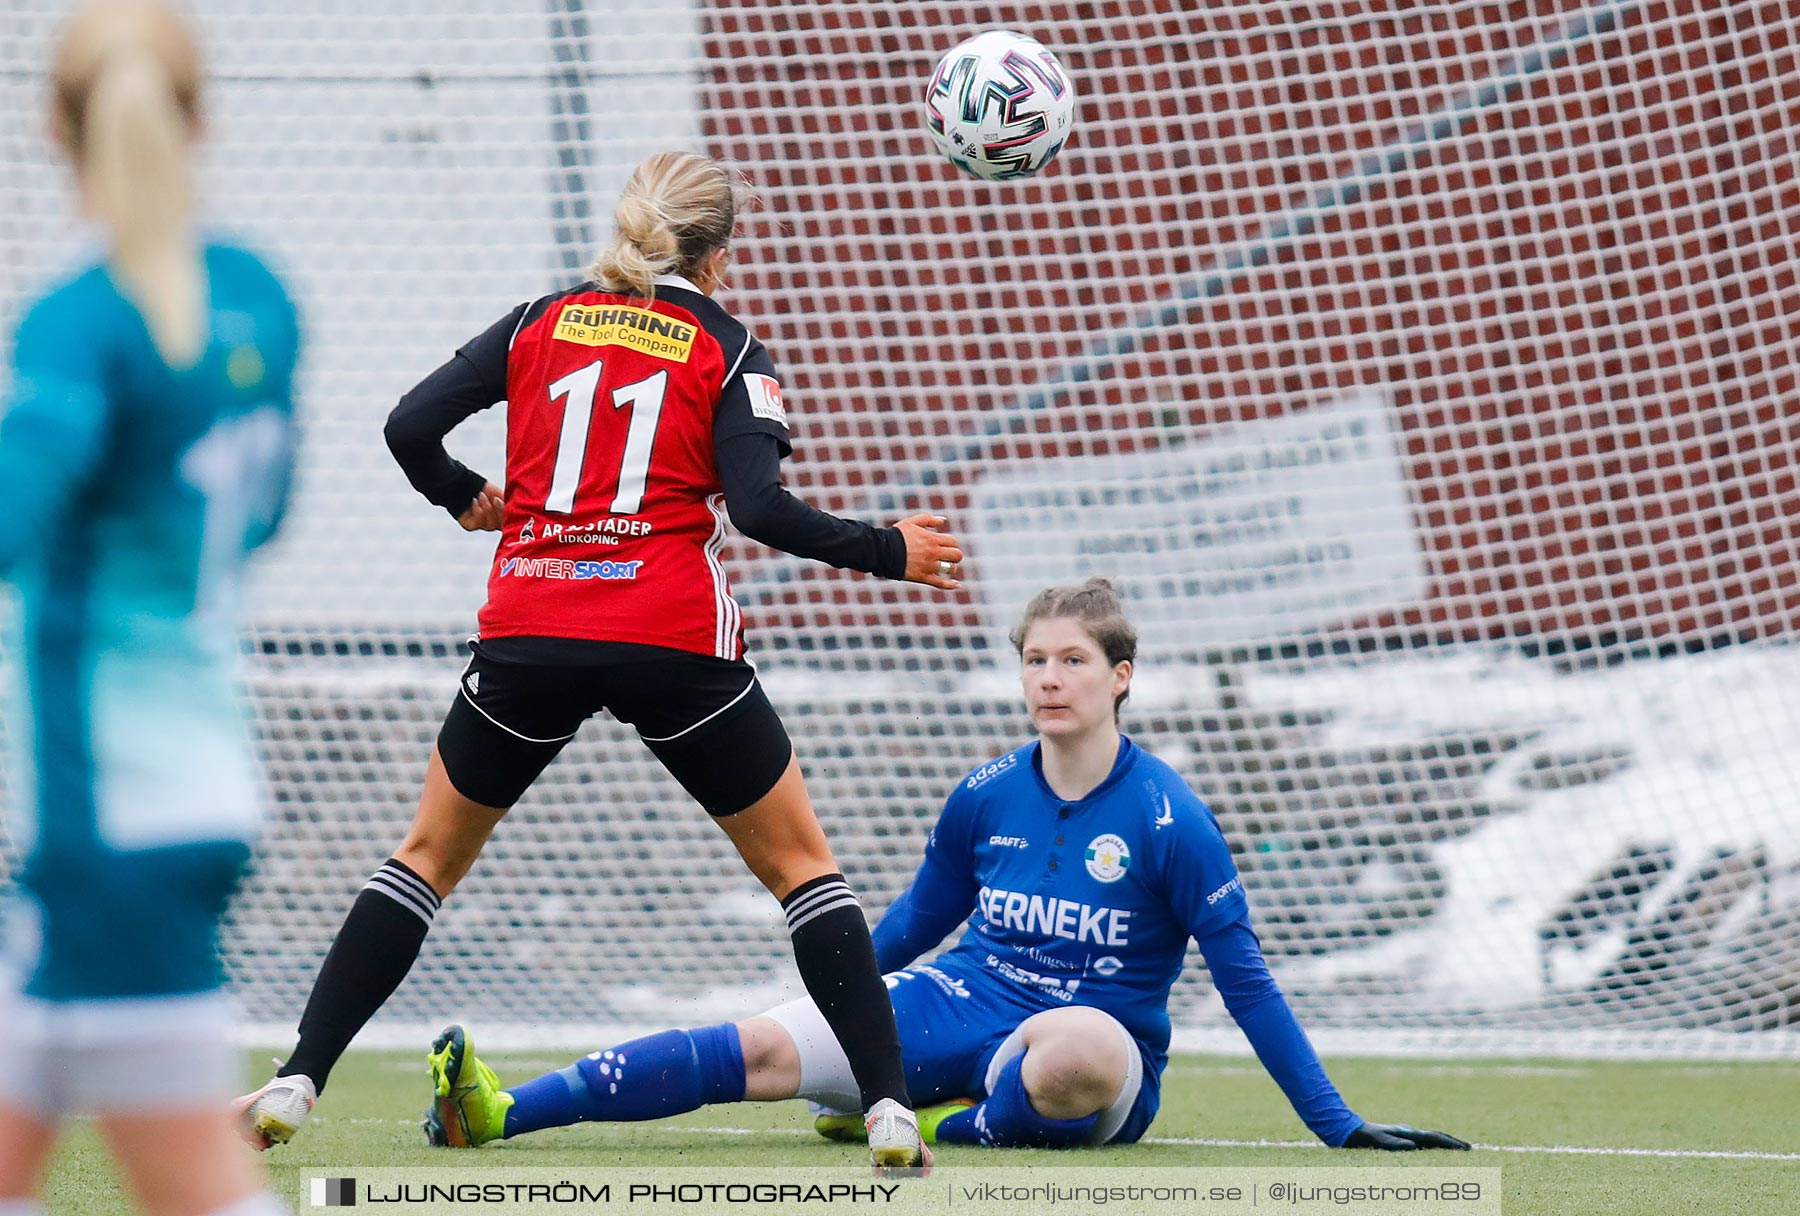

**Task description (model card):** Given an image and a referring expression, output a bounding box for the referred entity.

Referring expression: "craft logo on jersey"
[553,302,696,362]
[1084,833,1131,883]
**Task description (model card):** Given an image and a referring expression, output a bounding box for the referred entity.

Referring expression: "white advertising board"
[968,391,1429,655]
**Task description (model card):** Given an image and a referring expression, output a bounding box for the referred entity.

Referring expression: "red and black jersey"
[475,280,786,658]
[385,275,904,661]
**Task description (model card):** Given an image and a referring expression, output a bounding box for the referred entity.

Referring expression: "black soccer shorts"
[435,639,793,815]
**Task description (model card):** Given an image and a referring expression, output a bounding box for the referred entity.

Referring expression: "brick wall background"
[698,1,1798,656]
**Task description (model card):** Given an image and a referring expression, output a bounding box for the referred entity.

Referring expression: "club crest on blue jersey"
[1085,834,1131,882]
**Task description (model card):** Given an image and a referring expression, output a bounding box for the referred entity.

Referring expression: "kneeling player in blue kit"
[423,580,1469,1153]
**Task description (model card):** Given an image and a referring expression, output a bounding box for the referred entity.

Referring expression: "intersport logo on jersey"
[498,557,643,581]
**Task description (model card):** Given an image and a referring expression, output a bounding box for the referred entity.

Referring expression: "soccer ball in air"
[925,30,1076,181]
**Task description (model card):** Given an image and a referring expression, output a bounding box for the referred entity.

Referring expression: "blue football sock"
[934,1052,1101,1147]
[503,1023,745,1138]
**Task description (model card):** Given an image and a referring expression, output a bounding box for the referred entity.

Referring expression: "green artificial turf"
[36,1051,1800,1214]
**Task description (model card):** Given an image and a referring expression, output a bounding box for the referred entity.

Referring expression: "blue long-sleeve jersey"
[0,241,298,1000]
[872,736,1364,1146]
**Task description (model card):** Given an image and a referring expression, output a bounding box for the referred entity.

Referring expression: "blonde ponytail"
[593,193,683,296]
[588,152,758,297]
[52,0,204,368]
[84,46,203,367]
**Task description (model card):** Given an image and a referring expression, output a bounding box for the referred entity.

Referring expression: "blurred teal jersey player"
[0,240,297,1003]
[0,5,298,1214]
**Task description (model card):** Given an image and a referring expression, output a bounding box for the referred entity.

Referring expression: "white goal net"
[2,0,1797,1056]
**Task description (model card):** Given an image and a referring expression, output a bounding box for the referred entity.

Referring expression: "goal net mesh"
[2,0,1797,1055]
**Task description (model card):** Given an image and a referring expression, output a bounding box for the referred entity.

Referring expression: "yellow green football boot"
[815,1097,975,1145]
[423,1024,514,1147]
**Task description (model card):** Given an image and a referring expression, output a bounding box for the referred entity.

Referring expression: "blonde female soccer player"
[426,580,1469,1153]
[238,151,957,1174]
[0,4,299,1215]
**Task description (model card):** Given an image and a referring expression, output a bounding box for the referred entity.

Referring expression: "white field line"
[310,1119,1800,1161]
[1142,1136,1800,1162]
[1165,1064,1596,1079]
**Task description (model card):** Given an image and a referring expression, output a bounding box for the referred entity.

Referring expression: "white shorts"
[0,965,245,1119]
[764,987,1145,1145]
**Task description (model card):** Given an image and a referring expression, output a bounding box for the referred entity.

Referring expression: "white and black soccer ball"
[924,30,1076,181]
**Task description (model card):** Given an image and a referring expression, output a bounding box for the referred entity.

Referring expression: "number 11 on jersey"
[544,358,667,515]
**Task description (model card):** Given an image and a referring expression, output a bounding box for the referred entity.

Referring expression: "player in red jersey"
[237,153,956,1173]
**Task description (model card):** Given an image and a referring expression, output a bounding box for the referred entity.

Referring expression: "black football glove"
[1342,1121,1472,1151]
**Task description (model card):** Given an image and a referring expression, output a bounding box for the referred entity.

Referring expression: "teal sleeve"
[247,283,302,551]
[0,295,113,575]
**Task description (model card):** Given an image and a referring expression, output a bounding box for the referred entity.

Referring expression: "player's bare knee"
[1022,1036,1124,1115]
[395,812,502,895]
[1017,1008,1130,1115]
[728,830,837,902]
[735,1017,801,1100]
[717,775,840,902]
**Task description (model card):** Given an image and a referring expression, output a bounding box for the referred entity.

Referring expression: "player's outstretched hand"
[1342,1121,1472,1151]
[459,482,505,532]
[894,513,962,590]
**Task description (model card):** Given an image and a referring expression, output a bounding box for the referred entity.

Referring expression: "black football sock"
[279,858,440,1092]
[781,872,912,1111]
